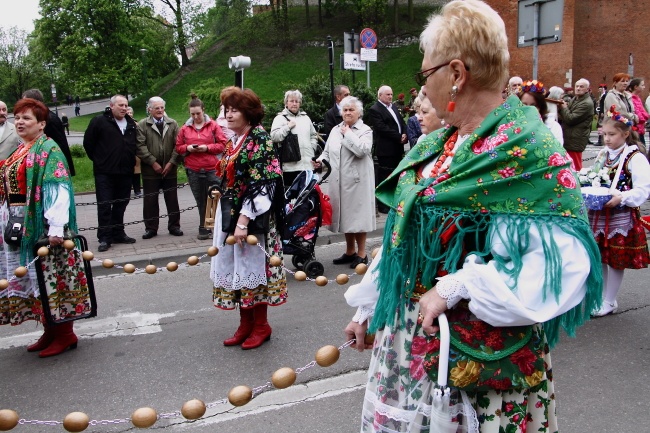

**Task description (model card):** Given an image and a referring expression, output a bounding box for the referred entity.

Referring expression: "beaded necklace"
[418,131,459,181]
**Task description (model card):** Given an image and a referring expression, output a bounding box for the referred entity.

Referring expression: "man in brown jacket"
[559,78,594,171]
[136,97,183,239]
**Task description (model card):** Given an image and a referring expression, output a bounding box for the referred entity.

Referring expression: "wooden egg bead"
[207,246,219,256]
[180,399,206,420]
[364,333,376,346]
[335,274,349,285]
[294,271,307,281]
[371,247,380,258]
[187,255,199,266]
[228,385,253,407]
[225,235,237,245]
[246,234,258,245]
[269,255,282,267]
[145,264,157,274]
[63,239,75,250]
[63,411,89,432]
[166,262,178,272]
[131,407,157,428]
[315,276,328,286]
[81,251,94,261]
[123,264,136,274]
[0,409,19,431]
[0,280,8,290]
[271,367,297,389]
[354,263,368,275]
[37,246,50,257]
[315,345,340,367]
[102,259,114,269]
[13,267,28,278]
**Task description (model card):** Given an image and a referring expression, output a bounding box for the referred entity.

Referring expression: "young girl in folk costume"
[589,108,650,316]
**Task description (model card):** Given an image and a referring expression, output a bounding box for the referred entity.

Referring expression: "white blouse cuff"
[436,276,470,309]
[47,225,65,238]
[352,306,374,325]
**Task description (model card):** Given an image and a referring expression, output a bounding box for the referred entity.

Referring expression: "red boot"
[223,307,255,346]
[241,304,272,350]
[39,322,78,358]
[27,323,54,352]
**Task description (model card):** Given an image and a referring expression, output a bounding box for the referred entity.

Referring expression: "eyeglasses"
[414,62,470,86]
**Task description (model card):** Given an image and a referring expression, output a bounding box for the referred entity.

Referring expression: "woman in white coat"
[313,96,376,268]
[270,89,319,187]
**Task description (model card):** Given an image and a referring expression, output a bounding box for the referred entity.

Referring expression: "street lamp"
[45,62,58,116]
[140,48,148,99]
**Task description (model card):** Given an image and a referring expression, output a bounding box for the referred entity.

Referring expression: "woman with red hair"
[0,98,91,357]
[604,73,638,125]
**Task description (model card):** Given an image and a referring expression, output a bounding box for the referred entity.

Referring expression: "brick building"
[489,0,650,95]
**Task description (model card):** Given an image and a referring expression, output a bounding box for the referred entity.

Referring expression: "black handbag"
[279,115,301,163]
[220,192,270,235]
[4,213,24,247]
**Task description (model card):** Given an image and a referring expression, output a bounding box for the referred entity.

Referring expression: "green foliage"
[354,0,388,29]
[189,77,225,117]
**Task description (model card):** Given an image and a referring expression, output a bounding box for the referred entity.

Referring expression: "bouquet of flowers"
[578,166,611,188]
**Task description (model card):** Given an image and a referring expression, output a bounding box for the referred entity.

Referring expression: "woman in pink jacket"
[176,97,227,239]
[628,78,649,152]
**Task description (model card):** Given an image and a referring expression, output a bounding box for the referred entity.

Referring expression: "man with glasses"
[368,85,407,213]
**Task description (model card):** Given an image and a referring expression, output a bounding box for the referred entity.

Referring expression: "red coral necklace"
[427,131,458,178]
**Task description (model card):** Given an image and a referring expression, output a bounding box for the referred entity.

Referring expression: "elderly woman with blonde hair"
[343,1,602,431]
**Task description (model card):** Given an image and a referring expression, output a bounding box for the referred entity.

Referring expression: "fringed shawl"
[370,96,602,347]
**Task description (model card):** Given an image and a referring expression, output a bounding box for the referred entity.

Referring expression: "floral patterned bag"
[423,306,546,394]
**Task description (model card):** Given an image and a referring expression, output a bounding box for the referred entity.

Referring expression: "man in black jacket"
[368,85,407,213]
[21,89,75,176]
[322,85,350,141]
[83,95,137,252]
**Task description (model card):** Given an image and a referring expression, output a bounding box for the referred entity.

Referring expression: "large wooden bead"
[294,271,307,281]
[228,385,253,407]
[123,264,136,274]
[187,256,199,266]
[315,276,328,286]
[63,411,89,432]
[131,407,157,428]
[364,333,376,346]
[207,246,219,257]
[102,259,114,269]
[269,255,282,267]
[225,235,237,245]
[335,274,349,285]
[0,280,8,290]
[271,367,297,389]
[371,247,380,258]
[63,239,75,250]
[246,234,258,245]
[354,263,368,275]
[180,399,206,420]
[13,267,28,278]
[145,264,157,274]
[0,409,19,431]
[37,246,50,257]
[81,251,94,261]
[315,345,340,367]
[166,262,178,272]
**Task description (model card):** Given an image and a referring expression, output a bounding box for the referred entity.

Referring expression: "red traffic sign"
[360,28,378,49]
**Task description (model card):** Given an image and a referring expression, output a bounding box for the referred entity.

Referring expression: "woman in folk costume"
[587,110,650,317]
[343,1,603,432]
[0,98,92,358]
[210,86,286,350]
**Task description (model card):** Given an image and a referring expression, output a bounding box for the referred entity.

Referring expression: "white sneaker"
[592,300,618,317]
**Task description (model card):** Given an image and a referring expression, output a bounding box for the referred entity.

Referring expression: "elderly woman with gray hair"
[343,1,602,431]
[313,96,376,268]
[270,89,319,187]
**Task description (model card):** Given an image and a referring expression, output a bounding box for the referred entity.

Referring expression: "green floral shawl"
[371,96,602,347]
[21,135,77,265]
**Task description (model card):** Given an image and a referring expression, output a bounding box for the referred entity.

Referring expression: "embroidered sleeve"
[435,276,470,309]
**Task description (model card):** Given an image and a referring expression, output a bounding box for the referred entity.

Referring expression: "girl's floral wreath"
[521,80,546,94]
[606,105,634,127]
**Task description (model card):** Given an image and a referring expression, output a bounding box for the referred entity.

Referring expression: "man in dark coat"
[559,78,595,171]
[21,89,75,175]
[83,95,138,252]
[322,85,350,142]
[368,85,407,213]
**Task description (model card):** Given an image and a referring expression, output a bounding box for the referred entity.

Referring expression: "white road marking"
[0,311,179,350]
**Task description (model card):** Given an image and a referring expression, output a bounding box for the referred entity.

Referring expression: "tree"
[0,26,48,104]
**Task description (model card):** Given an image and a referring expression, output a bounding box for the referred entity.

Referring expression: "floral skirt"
[590,208,650,270]
[360,301,557,433]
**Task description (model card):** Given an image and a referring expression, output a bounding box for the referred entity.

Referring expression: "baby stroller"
[283,161,331,278]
